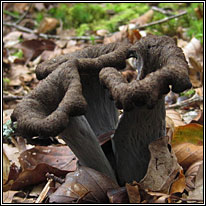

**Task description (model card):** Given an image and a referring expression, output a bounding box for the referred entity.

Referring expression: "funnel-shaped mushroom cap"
[100,35,192,111]
[11,43,130,137]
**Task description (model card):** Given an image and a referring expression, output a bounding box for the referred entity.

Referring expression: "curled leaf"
[169,170,186,194]
[140,136,182,194]
[11,145,77,190]
[173,143,203,171]
[49,166,119,203]
[172,123,203,146]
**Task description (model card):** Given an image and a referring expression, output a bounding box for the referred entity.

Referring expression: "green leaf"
[172,123,203,146]
[12,49,23,58]
[3,10,20,19]
[3,120,17,141]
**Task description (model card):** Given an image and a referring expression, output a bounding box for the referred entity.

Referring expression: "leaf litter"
[3,2,203,204]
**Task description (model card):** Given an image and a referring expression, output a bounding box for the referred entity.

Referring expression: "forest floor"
[2,2,203,204]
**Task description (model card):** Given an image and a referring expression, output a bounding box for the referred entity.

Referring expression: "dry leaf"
[3,150,11,185]
[3,149,20,192]
[130,9,154,26]
[147,191,170,203]
[13,3,29,12]
[169,170,186,194]
[8,65,33,86]
[49,166,119,203]
[166,115,175,140]
[11,145,77,190]
[189,57,203,86]
[191,110,203,125]
[3,191,19,203]
[103,31,127,44]
[172,123,203,146]
[166,109,185,127]
[127,28,142,44]
[182,37,202,61]
[3,143,23,168]
[181,37,203,88]
[195,86,203,97]
[140,136,182,194]
[3,31,22,48]
[126,183,141,203]
[173,143,203,171]
[185,160,203,191]
[3,109,13,124]
[187,162,203,200]
[38,17,59,34]
[17,39,55,62]
[96,29,109,36]
[34,3,46,11]
[107,187,129,203]
[182,110,200,124]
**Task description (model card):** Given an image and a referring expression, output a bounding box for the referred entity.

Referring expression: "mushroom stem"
[112,98,166,185]
[59,116,117,182]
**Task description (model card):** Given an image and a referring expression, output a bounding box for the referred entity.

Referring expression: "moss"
[148,3,203,43]
[34,3,202,42]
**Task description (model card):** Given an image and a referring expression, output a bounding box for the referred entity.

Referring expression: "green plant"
[35,12,44,24]
[185,3,203,43]
[12,49,23,58]
[148,3,203,43]
[3,9,20,19]
[48,3,69,26]
[46,3,149,35]
[3,120,17,142]
[180,88,195,97]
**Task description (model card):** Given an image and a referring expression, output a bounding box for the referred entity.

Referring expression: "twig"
[15,3,33,24]
[151,6,174,16]
[166,93,203,110]
[35,179,53,203]
[136,11,187,30]
[3,95,23,101]
[170,195,203,203]
[45,173,65,184]
[3,21,103,41]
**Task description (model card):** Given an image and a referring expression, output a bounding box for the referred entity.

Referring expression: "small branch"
[166,94,203,110]
[170,195,203,203]
[35,179,53,203]
[151,6,173,16]
[3,95,23,101]
[3,21,103,41]
[136,11,187,30]
[45,173,65,184]
[15,3,33,24]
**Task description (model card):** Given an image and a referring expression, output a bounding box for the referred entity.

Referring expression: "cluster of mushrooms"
[11,35,192,185]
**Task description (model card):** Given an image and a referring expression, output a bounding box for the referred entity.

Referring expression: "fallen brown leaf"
[173,143,203,171]
[10,145,77,190]
[169,170,186,194]
[13,3,29,12]
[130,9,154,26]
[172,123,203,146]
[166,109,185,127]
[107,187,129,203]
[9,64,34,86]
[126,182,141,203]
[140,136,182,194]
[187,162,203,201]
[49,166,119,203]
[38,17,59,34]
[185,160,203,191]
[17,39,56,63]
[3,190,19,203]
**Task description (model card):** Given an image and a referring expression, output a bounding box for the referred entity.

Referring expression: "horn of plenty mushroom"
[11,35,192,186]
